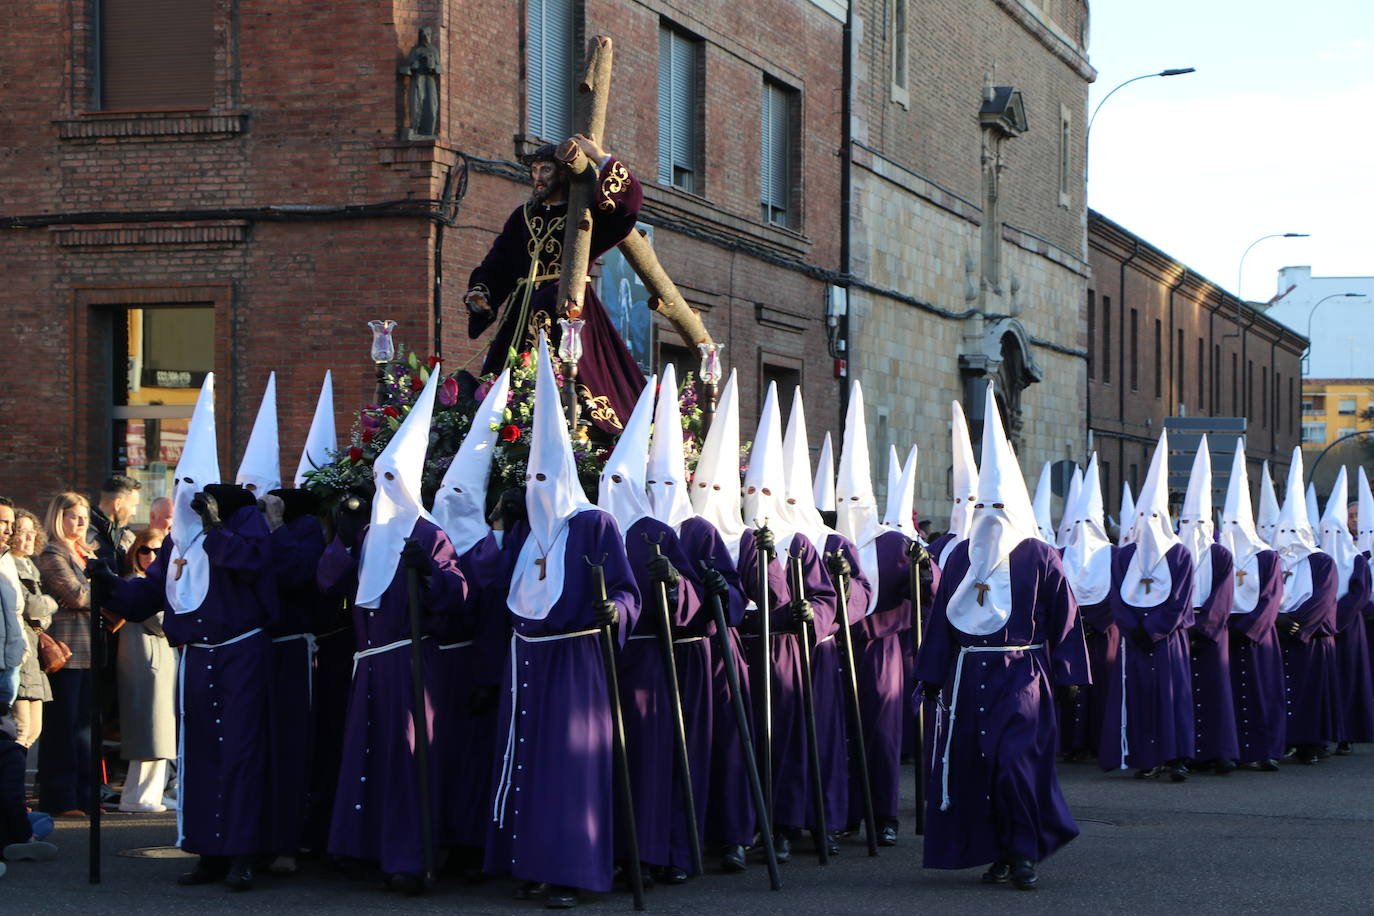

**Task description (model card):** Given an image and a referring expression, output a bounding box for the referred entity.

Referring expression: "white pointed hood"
[598,373,656,535]
[782,386,829,549]
[743,382,796,547]
[1219,440,1267,613]
[946,384,1037,636]
[1056,466,1083,546]
[510,333,596,620]
[1319,466,1359,600]
[1060,452,1113,606]
[1120,430,1180,607]
[294,371,337,487]
[433,369,510,556]
[167,373,219,615]
[883,445,919,540]
[948,399,978,541]
[1273,449,1319,568]
[1257,460,1281,544]
[1117,481,1137,546]
[1177,435,1215,608]
[1305,483,1322,542]
[691,370,746,558]
[835,380,882,552]
[646,364,695,531]
[1032,462,1055,544]
[1358,466,1374,555]
[236,372,280,494]
[355,365,440,609]
[813,432,836,514]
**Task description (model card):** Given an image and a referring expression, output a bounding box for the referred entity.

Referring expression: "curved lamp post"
[1237,232,1309,302]
[1302,293,1366,373]
[1087,68,1196,138]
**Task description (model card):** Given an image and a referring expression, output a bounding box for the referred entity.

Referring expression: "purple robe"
[1227,550,1287,762]
[1332,555,1374,742]
[852,530,912,823]
[467,158,645,433]
[266,516,327,856]
[904,534,952,758]
[1058,592,1116,759]
[1099,544,1196,771]
[484,509,640,893]
[1277,552,1340,745]
[915,538,1089,869]
[304,581,354,852]
[817,532,870,832]
[317,518,469,877]
[106,506,278,857]
[1189,543,1239,762]
[736,529,837,832]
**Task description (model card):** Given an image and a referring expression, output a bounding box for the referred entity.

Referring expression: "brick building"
[0,0,844,514]
[843,0,1094,523]
[1087,210,1306,524]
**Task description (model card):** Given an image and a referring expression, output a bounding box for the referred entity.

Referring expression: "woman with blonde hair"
[11,509,55,749]
[35,492,97,816]
[116,527,175,812]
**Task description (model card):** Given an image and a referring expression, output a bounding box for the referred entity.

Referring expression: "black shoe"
[1335,742,1353,756]
[546,885,578,908]
[515,881,549,900]
[878,824,898,847]
[177,856,228,886]
[721,844,747,872]
[612,863,653,889]
[1296,744,1321,765]
[822,831,841,856]
[1212,758,1236,775]
[651,864,689,885]
[1168,761,1189,782]
[773,833,791,864]
[1315,744,1332,760]
[386,872,426,895]
[224,856,254,892]
[1009,857,1038,890]
[982,860,1011,884]
[1260,758,1280,772]
[1134,767,1158,779]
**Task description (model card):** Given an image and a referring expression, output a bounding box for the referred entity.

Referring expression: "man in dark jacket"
[88,474,141,572]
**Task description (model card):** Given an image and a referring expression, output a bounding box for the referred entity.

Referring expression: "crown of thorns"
[519,143,565,167]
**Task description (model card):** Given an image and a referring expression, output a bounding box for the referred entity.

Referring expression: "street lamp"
[1237,232,1309,302]
[1302,293,1367,373]
[1086,68,1196,138]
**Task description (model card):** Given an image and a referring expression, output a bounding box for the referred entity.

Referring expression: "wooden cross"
[534,557,548,581]
[1235,569,1247,586]
[173,557,188,581]
[974,582,991,606]
[1140,577,1155,594]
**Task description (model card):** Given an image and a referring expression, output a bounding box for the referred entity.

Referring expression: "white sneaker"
[3,840,58,862]
[117,802,167,814]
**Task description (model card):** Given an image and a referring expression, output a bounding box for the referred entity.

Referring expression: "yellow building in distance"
[1301,379,1374,449]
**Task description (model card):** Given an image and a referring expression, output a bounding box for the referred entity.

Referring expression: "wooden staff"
[827,554,878,857]
[787,550,828,866]
[907,539,928,835]
[752,524,775,827]
[405,566,436,888]
[585,555,645,911]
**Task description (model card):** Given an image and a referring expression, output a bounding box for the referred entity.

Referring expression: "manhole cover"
[118,846,195,860]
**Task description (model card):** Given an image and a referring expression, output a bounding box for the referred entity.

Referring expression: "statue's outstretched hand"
[570,133,607,166]
[463,289,491,316]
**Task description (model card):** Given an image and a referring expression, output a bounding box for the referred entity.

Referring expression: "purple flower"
[439,376,460,407]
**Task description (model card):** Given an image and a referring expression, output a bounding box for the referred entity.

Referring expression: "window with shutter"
[527,0,574,142]
[99,0,214,111]
[657,25,700,193]
[761,79,794,227]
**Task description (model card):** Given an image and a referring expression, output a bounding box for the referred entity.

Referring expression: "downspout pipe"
[1118,240,1141,512]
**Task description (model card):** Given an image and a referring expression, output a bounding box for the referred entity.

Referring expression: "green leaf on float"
[407,352,419,371]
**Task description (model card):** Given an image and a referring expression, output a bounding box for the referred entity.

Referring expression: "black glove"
[335,494,370,549]
[824,551,852,580]
[1277,614,1303,640]
[594,599,619,628]
[189,491,222,529]
[1082,619,1098,638]
[792,598,814,625]
[906,539,931,569]
[702,567,730,602]
[647,553,680,586]
[1129,625,1154,653]
[919,681,943,702]
[470,684,499,717]
[754,525,776,557]
[85,558,119,603]
[497,487,527,531]
[400,537,431,574]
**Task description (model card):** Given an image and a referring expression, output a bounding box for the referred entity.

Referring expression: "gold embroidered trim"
[599,161,629,212]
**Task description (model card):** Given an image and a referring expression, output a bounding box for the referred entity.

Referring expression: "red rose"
[427,354,441,369]
[361,428,374,444]
[500,424,521,443]
[383,405,399,419]
[439,376,460,407]
[348,446,364,463]
[411,375,424,392]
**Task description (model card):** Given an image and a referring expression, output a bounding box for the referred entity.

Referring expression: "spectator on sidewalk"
[88,475,140,574]
[1,709,58,865]
[0,499,22,717]
[146,497,173,538]
[116,528,175,813]
[10,509,54,748]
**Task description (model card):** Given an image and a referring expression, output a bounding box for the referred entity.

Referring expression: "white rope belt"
[351,636,426,677]
[272,632,318,706]
[1119,640,1130,770]
[189,627,263,650]
[515,627,600,643]
[673,635,706,645]
[627,634,657,641]
[438,640,474,651]
[938,643,1043,812]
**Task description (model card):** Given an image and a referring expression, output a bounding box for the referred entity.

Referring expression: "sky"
[1086,1,1374,304]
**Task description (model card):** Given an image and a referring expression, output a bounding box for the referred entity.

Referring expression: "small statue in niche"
[399,26,442,139]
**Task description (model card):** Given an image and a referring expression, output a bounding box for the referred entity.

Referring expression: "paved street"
[6,750,1374,914]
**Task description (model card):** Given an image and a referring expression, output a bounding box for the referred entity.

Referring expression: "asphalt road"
[6,751,1373,914]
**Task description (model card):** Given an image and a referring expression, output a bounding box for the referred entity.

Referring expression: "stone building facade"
[845,0,1094,525]
[0,0,844,512]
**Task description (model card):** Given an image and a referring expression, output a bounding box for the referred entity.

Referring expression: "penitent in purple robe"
[266,515,328,856]
[904,534,953,759]
[1228,550,1287,763]
[736,529,837,833]
[317,518,469,877]
[485,509,640,893]
[617,515,705,870]
[106,506,278,857]
[304,555,354,853]
[1332,555,1374,743]
[1189,544,1239,762]
[1277,553,1340,746]
[1099,544,1196,772]
[915,539,1089,869]
[818,532,871,832]
[466,158,646,434]
[851,530,912,824]
[1058,591,1117,760]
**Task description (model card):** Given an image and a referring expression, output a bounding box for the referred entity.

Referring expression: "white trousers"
[121,758,169,809]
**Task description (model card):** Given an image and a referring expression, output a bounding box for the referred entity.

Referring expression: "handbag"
[36,628,73,674]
